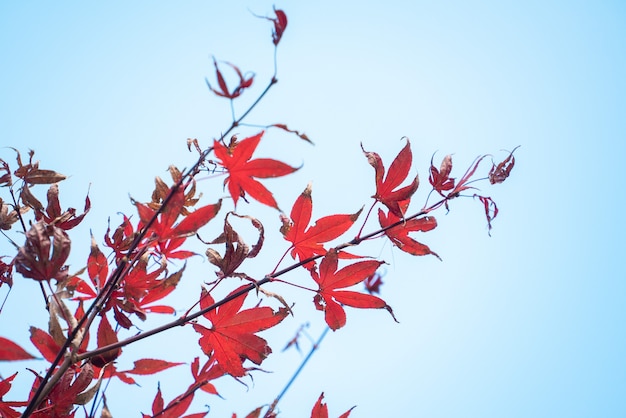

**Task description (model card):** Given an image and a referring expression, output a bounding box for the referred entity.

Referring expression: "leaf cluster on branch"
[0,7,517,418]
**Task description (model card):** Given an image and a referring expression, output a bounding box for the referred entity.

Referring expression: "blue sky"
[1,1,625,417]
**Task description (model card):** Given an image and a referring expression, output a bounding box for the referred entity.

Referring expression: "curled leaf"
[489,146,520,184]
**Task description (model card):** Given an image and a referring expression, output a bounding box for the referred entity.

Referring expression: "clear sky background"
[1,1,625,417]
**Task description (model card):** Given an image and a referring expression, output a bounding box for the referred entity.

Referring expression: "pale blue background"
[1,1,624,417]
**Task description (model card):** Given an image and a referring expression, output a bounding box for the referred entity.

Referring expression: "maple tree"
[0,7,518,418]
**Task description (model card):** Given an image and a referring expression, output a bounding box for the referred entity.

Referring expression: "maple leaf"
[489,146,520,184]
[362,138,419,218]
[28,363,96,417]
[91,314,121,368]
[0,373,28,418]
[0,199,26,231]
[193,286,288,377]
[135,186,221,241]
[120,358,184,376]
[0,257,14,288]
[378,209,440,259]
[30,326,62,363]
[0,158,11,186]
[12,148,66,185]
[270,123,313,144]
[206,212,264,280]
[213,131,298,209]
[311,250,396,331]
[188,356,225,396]
[142,383,208,418]
[363,270,384,295]
[15,221,70,283]
[429,153,455,196]
[0,336,36,361]
[104,214,139,263]
[205,57,254,99]
[475,195,498,235]
[280,184,362,270]
[134,185,222,260]
[254,7,288,46]
[34,183,91,230]
[310,392,355,418]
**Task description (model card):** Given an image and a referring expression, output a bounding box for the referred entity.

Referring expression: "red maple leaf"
[280,184,361,270]
[0,336,36,361]
[362,138,419,218]
[429,154,455,196]
[29,364,95,418]
[310,392,354,418]
[363,270,384,295]
[378,209,440,259]
[192,286,288,377]
[256,7,288,46]
[311,250,396,331]
[213,132,298,209]
[0,373,28,418]
[205,57,253,99]
[134,186,222,259]
[188,356,224,396]
[142,383,207,418]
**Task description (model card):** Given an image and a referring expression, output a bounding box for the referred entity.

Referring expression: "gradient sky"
[1,1,624,417]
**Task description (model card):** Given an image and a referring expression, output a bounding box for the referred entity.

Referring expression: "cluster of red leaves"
[428,146,519,232]
[362,138,438,258]
[0,6,520,416]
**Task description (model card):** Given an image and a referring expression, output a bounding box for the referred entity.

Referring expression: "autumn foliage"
[0,7,517,418]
